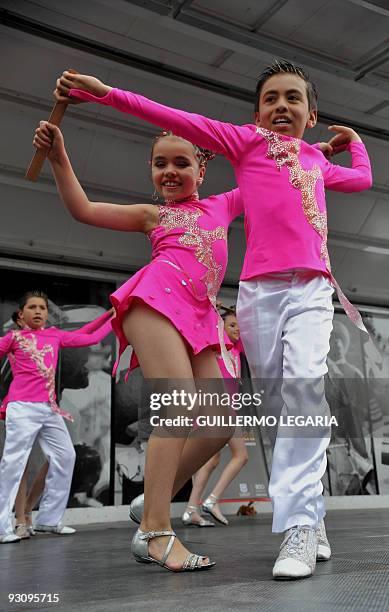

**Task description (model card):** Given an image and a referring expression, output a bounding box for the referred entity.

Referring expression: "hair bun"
[197,147,216,166]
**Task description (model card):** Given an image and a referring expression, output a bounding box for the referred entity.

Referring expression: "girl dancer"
[0,291,112,543]
[1,310,49,539]
[183,305,248,526]
[32,122,243,572]
[53,63,372,579]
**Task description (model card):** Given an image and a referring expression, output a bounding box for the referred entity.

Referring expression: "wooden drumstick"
[25,69,78,182]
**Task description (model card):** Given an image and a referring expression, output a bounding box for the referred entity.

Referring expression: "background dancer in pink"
[53,59,372,579]
[32,121,243,572]
[0,291,112,543]
[182,304,248,527]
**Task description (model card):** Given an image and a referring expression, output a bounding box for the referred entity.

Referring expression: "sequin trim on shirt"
[256,128,330,270]
[12,331,69,419]
[158,206,226,304]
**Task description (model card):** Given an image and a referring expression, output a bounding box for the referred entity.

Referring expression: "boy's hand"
[328,125,362,151]
[316,142,334,159]
[33,122,66,162]
[53,71,111,103]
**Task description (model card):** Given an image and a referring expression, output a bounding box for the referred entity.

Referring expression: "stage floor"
[1,509,388,611]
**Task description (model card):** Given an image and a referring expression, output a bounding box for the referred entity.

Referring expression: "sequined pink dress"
[110,190,243,372]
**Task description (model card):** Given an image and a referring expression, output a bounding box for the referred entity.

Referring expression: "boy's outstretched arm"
[33,121,156,233]
[54,71,246,162]
[320,125,372,192]
[76,309,114,335]
[60,319,113,348]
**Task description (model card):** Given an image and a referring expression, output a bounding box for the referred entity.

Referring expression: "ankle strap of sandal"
[208,493,218,502]
[138,529,176,541]
[186,504,200,512]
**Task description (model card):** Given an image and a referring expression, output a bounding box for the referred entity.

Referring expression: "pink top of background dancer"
[217,340,244,379]
[69,88,372,281]
[0,311,112,421]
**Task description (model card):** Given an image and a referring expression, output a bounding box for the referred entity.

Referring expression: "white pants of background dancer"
[237,270,334,533]
[0,401,76,535]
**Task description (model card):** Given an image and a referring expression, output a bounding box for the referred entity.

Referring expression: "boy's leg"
[270,272,333,578]
[238,272,334,578]
[270,272,334,533]
[34,410,76,529]
[0,402,42,537]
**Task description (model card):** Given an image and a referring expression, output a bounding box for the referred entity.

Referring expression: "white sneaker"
[272,525,317,580]
[0,533,21,544]
[316,519,331,561]
[34,523,76,535]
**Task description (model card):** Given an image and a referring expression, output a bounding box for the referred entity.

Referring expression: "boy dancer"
[53,60,372,578]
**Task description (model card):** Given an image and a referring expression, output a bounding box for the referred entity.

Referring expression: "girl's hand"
[53,71,111,103]
[328,125,362,151]
[33,122,66,162]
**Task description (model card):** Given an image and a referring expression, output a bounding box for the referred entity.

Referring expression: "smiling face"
[224,314,240,343]
[151,136,205,201]
[20,297,48,330]
[254,72,317,139]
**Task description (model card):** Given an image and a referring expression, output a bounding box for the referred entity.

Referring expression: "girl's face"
[20,297,48,330]
[151,136,205,201]
[224,314,240,343]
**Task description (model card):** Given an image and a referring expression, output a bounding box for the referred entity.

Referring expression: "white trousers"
[0,402,76,534]
[237,270,334,532]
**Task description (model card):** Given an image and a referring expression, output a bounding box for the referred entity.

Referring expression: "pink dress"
[0,311,112,421]
[110,190,243,373]
[217,339,244,379]
[69,87,372,332]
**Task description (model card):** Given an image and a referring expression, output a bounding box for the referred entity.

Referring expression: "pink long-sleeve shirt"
[0,311,112,421]
[70,87,372,281]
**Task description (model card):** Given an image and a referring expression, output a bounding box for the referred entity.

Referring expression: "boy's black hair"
[19,290,49,311]
[11,310,20,324]
[254,59,318,113]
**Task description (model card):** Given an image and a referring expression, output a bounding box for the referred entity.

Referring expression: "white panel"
[336,249,389,301]
[359,199,389,240]
[327,244,348,273]
[0,184,152,269]
[192,0,276,27]
[327,191,376,234]
[262,0,389,64]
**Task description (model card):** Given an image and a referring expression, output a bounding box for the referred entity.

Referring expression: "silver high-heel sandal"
[202,494,229,525]
[131,528,215,572]
[129,494,144,524]
[182,505,215,527]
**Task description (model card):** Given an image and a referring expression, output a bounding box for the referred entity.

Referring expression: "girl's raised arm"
[33,122,157,233]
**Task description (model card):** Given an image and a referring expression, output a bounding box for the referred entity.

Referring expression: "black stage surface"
[1,509,388,611]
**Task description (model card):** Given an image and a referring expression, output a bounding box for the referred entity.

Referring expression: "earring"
[151,189,159,202]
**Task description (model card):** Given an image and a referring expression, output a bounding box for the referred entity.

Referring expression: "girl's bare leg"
[25,461,49,526]
[207,436,249,521]
[169,348,233,491]
[123,301,223,569]
[183,453,220,523]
